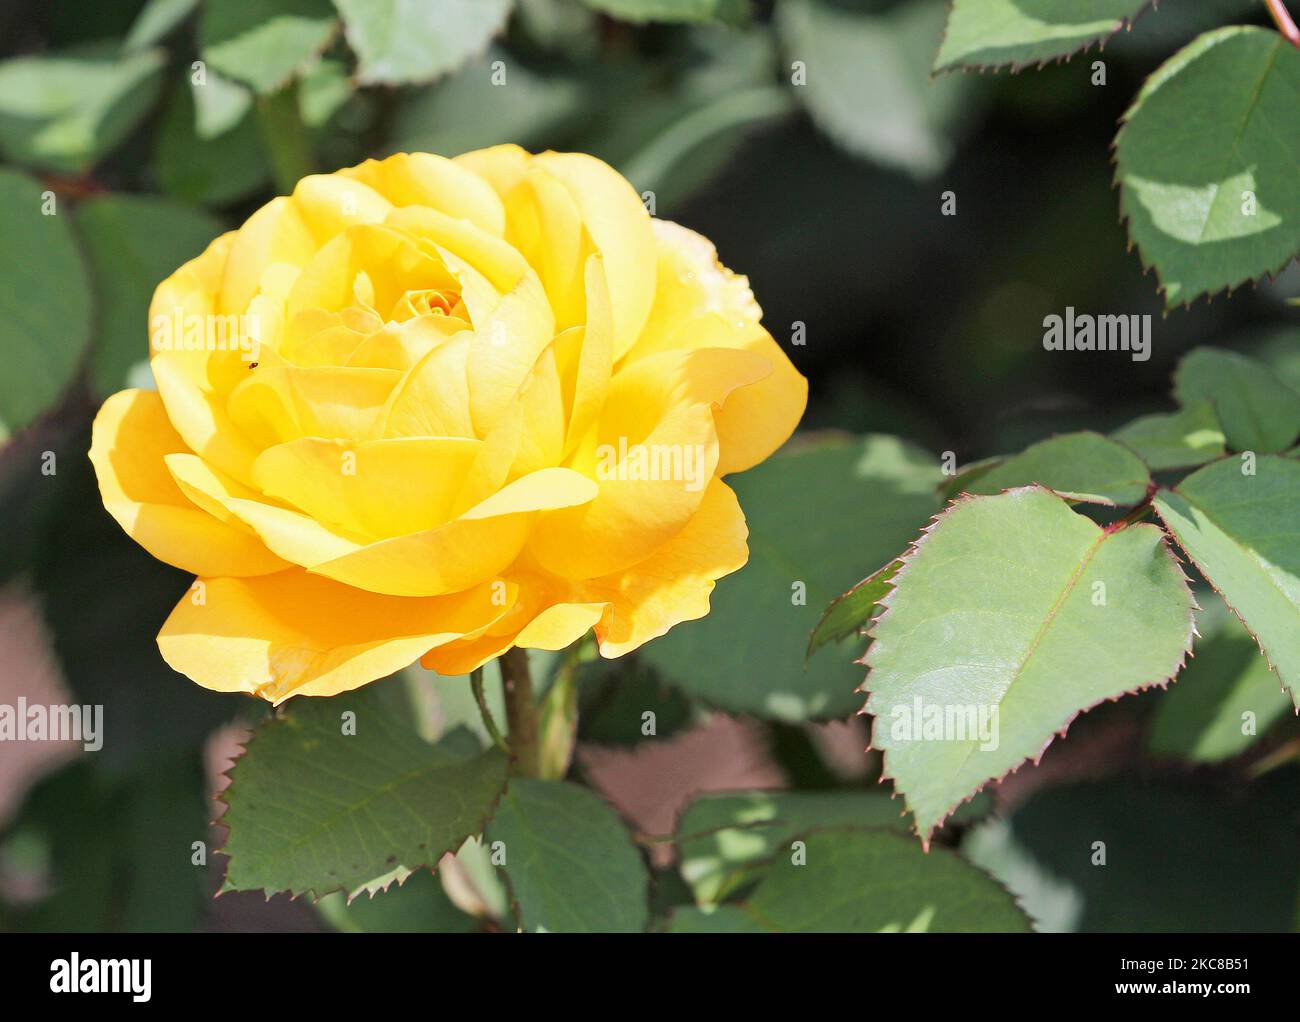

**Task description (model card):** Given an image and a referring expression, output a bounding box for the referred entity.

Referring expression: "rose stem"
[470,666,511,756]
[1264,0,1300,47]
[499,647,541,778]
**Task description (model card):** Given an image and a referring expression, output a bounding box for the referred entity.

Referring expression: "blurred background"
[0,0,1297,933]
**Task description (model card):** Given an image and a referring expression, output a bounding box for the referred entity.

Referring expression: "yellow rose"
[89,147,806,702]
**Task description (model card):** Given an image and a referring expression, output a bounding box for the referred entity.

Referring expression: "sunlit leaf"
[1154,455,1300,707]
[1116,27,1300,307]
[864,487,1194,842]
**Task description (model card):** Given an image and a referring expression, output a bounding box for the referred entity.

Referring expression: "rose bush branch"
[1264,0,1300,47]
[500,647,540,779]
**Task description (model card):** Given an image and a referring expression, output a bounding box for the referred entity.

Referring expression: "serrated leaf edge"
[855,485,1197,850]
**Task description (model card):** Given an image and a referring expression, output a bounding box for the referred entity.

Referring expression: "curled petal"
[90,390,287,577]
[158,571,514,702]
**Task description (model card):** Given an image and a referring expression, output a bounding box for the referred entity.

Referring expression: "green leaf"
[192,69,254,138]
[156,80,271,206]
[0,169,92,438]
[298,57,354,127]
[389,46,591,158]
[934,0,1152,71]
[966,430,1152,505]
[1153,455,1300,707]
[643,435,942,722]
[1148,595,1293,763]
[937,454,1002,501]
[336,0,512,85]
[579,0,748,24]
[200,0,338,95]
[960,817,1083,932]
[1172,347,1300,454]
[778,0,983,177]
[592,28,790,211]
[982,779,1300,931]
[486,779,649,932]
[1111,399,1226,470]
[1115,27,1300,308]
[221,681,508,899]
[739,827,1031,932]
[619,85,795,205]
[865,486,1194,842]
[10,754,210,932]
[317,870,479,932]
[666,905,767,932]
[125,0,199,51]
[576,656,694,747]
[675,790,906,905]
[73,195,224,397]
[807,558,902,662]
[0,44,165,173]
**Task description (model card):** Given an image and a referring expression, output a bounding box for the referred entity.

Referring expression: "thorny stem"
[470,666,511,757]
[1265,0,1300,48]
[500,647,540,778]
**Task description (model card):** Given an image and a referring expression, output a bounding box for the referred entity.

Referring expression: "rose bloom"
[90,148,805,702]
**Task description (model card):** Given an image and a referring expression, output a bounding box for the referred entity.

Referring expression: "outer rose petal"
[430,479,749,669]
[89,390,288,577]
[158,571,514,702]
[625,220,807,474]
[588,479,748,657]
[528,347,768,580]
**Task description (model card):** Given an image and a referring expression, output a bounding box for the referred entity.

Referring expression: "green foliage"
[778,0,982,177]
[336,0,513,85]
[1116,27,1300,307]
[0,44,165,173]
[1148,594,1292,763]
[221,682,508,899]
[1111,399,1226,471]
[155,78,271,206]
[486,779,650,932]
[865,486,1194,842]
[579,0,749,24]
[0,169,91,438]
[199,0,339,94]
[934,0,1152,71]
[644,435,941,721]
[125,0,200,52]
[316,870,480,932]
[687,827,1032,932]
[72,195,224,397]
[7,754,210,933]
[806,558,902,660]
[674,790,906,904]
[1154,455,1300,706]
[1173,347,1300,453]
[968,779,1300,931]
[965,430,1152,505]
